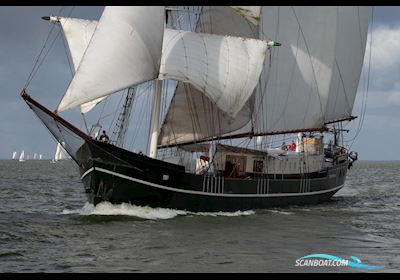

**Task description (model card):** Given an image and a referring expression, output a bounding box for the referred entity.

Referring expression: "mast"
[148,6,168,159]
[149,80,162,158]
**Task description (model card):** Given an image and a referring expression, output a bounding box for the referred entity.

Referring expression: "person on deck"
[99,130,110,143]
[281,142,288,151]
[289,141,297,152]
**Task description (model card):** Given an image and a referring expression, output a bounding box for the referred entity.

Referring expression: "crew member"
[99,130,110,143]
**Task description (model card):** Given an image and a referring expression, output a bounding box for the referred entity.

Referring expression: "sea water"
[0,160,399,272]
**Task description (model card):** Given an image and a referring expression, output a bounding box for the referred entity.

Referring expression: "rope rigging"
[24,7,76,90]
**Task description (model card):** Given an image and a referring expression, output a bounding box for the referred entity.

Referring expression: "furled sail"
[324,6,370,123]
[230,6,261,25]
[57,6,165,112]
[55,16,105,114]
[254,6,338,134]
[159,28,269,118]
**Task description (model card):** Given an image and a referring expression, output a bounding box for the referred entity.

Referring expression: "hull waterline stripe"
[81,167,344,198]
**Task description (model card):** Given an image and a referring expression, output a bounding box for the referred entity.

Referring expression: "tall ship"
[21,6,370,212]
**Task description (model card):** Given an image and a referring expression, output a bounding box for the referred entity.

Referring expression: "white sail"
[33,153,37,160]
[54,142,68,161]
[158,6,259,146]
[19,150,25,162]
[12,151,18,160]
[55,16,105,114]
[198,6,258,37]
[324,7,370,123]
[254,6,338,134]
[56,17,97,71]
[159,28,269,118]
[230,6,261,25]
[57,6,165,112]
[39,154,43,160]
[158,83,253,146]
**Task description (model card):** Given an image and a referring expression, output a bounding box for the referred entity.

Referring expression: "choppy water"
[0,160,399,272]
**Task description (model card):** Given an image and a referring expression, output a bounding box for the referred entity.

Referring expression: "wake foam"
[62,202,255,220]
[265,209,293,215]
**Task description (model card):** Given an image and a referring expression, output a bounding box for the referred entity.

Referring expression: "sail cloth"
[254,6,338,134]
[158,6,259,146]
[57,17,97,71]
[197,6,259,37]
[158,83,253,146]
[230,6,261,25]
[159,28,269,118]
[324,6,370,123]
[57,6,165,113]
[55,17,105,114]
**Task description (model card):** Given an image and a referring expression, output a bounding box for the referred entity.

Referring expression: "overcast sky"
[0,6,399,160]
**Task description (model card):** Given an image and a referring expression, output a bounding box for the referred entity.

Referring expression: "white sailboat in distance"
[19,150,26,162]
[51,142,69,163]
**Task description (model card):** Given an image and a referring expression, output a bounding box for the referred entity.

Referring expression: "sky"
[0,6,400,160]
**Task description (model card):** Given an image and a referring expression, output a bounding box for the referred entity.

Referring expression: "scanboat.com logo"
[295,254,384,270]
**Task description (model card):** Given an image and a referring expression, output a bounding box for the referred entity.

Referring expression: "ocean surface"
[0,159,399,273]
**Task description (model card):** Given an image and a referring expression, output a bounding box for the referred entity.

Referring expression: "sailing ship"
[12,151,18,160]
[19,150,26,162]
[21,6,370,212]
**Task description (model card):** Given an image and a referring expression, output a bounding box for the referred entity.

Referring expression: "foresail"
[254,6,338,134]
[57,6,165,113]
[57,17,97,70]
[325,7,370,123]
[56,17,106,114]
[159,28,269,118]
[230,6,261,25]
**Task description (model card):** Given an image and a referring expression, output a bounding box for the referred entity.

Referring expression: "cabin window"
[253,160,264,173]
[224,155,247,178]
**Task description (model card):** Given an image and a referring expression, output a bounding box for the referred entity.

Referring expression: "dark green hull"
[79,142,348,212]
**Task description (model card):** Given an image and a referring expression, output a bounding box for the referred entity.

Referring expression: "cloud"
[353,24,400,111]
[363,24,400,92]
[386,82,400,105]
[369,25,400,70]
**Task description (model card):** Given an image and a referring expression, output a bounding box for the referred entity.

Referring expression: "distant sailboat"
[51,142,69,163]
[33,153,38,160]
[19,150,25,162]
[12,151,18,160]
[39,154,43,160]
